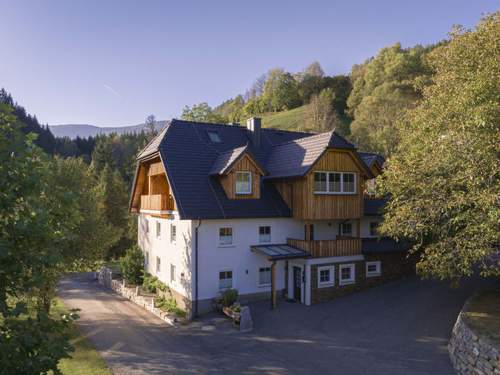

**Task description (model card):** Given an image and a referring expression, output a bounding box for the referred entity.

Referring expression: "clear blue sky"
[1,0,497,127]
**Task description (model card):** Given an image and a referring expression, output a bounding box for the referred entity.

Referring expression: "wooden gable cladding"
[129,156,177,213]
[219,154,262,199]
[273,150,365,220]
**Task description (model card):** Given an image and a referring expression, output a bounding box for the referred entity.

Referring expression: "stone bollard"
[239,306,253,333]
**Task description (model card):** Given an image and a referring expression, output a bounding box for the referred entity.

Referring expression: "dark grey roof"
[362,238,410,254]
[158,119,308,219]
[265,131,362,179]
[136,118,378,220]
[209,144,266,176]
[251,244,310,260]
[359,152,385,169]
[364,198,387,216]
[137,124,170,160]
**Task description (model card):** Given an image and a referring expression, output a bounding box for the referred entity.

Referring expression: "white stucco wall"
[196,217,303,300]
[138,213,194,299]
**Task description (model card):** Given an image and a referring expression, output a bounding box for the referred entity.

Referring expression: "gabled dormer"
[210,144,266,199]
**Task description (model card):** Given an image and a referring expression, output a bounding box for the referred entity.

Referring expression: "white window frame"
[313,171,357,195]
[156,221,161,238]
[317,265,335,288]
[235,171,252,195]
[170,224,177,243]
[170,263,176,283]
[258,226,271,243]
[156,256,161,274]
[218,227,233,246]
[366,261,381,277]
[258,267,272,287]
[339,263,355,286]
[218,270,233,290]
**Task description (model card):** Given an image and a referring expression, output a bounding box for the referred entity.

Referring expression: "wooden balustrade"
[140,194,174,211]
[287,238,362,258]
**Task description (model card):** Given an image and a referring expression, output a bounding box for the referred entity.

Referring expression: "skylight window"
[207,130,221,143]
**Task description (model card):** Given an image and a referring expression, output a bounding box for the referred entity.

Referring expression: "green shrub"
[120,245,144,285]
[142,273,157,293]
[155,297,186,318]
[221,289,238,307]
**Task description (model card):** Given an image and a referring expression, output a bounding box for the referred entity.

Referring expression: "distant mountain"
[49,121,168,139]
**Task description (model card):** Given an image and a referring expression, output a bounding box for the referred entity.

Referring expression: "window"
[219,227,233,246]
[340,222,352,237]
[329,172,342,192]
[258,267,271,286]
[235,172,252,194]
[156,221,161,238]
[219,270,233,290]
[366,261,381,277]
[313,172,357,194]
[369,222,379,237]
[145,251,149,267]
[170,264,176,282]
[314,172,327,192]
[207,130,221,143]
[145,218,149,234]
[259,226,271,243]
[343,173,355,193]
[170,224,177,242]
[317,266,335,288]
[156,256,161,273]
[339,264,355,285]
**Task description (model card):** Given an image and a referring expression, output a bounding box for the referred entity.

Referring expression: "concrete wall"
[196,217,302,302]
[138,213,194,307]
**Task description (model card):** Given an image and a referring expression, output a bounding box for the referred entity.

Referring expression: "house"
[129,118,412,318]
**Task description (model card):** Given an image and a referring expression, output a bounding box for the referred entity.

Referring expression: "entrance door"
[293,266,302,302]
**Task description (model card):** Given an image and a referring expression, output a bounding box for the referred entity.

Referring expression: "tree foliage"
[181,102,227,123]
[120,245,145,285]
[348,43,436,155]
[379,13,500,281]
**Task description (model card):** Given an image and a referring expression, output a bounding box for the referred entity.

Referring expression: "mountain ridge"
[49,121,168,139]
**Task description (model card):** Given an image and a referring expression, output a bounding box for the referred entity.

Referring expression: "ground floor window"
[366,261,381,277]
[219,270,233,290]
[339,263,355,285]
[258,267,271,286]
[170,264,176,282]
[156,256,161,274]
[317,266,335,288]
[145,251,149,267]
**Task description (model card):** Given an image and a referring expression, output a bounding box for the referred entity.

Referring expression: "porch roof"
[251,244,310,260]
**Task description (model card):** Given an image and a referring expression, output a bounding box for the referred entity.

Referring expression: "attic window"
[207,131,221,143]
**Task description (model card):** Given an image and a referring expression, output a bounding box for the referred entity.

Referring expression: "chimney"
[246,117,261,147]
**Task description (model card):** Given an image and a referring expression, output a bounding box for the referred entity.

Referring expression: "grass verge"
[465,289,500,346]
[53,298,111,375]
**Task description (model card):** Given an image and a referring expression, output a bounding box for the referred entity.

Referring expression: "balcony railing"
[140,194,174,211]
[287,238,362,258]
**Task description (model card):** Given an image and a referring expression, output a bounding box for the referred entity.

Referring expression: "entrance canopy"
[251,244,310,261]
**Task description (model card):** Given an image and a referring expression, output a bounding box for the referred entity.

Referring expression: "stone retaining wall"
[449,302,500,375]
[97,267,180,326]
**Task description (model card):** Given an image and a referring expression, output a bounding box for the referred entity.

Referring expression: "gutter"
[194,219,202,318]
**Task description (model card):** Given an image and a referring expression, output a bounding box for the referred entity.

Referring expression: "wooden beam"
[271,261,277,309]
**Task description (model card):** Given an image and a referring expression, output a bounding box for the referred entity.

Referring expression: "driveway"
[58,274,498,375]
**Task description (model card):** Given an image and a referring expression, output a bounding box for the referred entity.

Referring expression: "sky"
[0,0,497,127]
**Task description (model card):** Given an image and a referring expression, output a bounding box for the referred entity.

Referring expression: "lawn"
[52,298,111,375]
[465,289,500,345]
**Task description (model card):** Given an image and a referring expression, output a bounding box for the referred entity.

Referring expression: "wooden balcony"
[140,194,175,211]
[287,238,362,258]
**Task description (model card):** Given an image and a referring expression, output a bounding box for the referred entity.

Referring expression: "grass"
[52,298,111,375]
[465,290,500,345]
[261,105,309,131]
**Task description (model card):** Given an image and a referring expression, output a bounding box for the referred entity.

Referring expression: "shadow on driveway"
[58,273,498,375]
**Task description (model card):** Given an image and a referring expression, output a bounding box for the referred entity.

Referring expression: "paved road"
[58,274,498,375]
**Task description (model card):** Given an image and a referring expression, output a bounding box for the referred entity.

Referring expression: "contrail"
[103,84,121,98]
